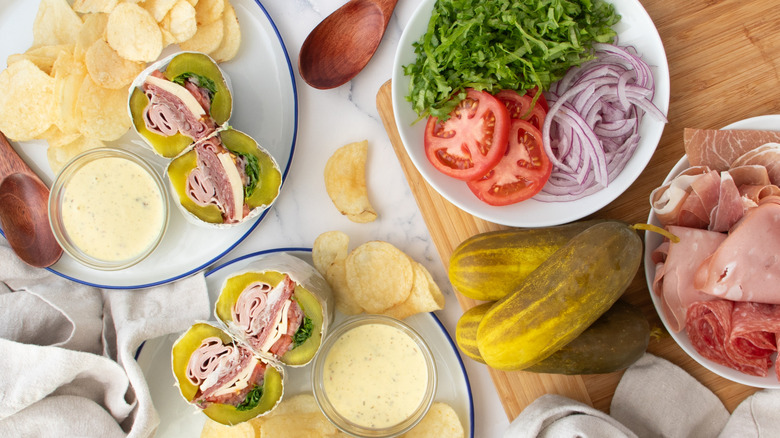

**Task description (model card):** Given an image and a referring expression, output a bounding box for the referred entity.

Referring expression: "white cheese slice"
[144,75,206,118]
[259,299,292,353]
[208,357,260,398]
[217,152,244,221]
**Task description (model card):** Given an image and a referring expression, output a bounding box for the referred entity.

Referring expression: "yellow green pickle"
[171,323,284,425]
[216,270,325,366]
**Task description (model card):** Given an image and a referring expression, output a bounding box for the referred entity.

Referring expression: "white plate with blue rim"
[136,248,475,437]
[0,0,298,288]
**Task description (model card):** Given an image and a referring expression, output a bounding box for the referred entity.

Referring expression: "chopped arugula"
[236,385,264,411]
[234,151,260,198]
[173,72,218,98]
[403,0,620,120]
[292,316,314,348]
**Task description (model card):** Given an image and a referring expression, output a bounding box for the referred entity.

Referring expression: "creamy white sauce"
[61,157,164,262]
[322,323,428,428]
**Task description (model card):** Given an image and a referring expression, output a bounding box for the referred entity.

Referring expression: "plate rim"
[0,0,299,290]
[644,114,780,388]
[390,0,670,228]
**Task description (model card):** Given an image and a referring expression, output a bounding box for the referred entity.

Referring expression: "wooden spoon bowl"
[0,132,62,268]
[299,0,400,89]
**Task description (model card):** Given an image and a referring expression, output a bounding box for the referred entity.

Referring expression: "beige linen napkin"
[0,237,211,438]
[505,353,780,438]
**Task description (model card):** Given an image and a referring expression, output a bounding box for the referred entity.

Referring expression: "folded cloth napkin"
[0,237,211,438]
[505,353,780,438]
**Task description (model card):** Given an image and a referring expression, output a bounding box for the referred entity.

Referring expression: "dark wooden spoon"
[299,0,400,89]
[0,131,62,268]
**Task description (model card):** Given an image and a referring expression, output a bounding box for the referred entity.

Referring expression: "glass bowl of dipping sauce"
[48,148,168,270]
[312,315,437,437]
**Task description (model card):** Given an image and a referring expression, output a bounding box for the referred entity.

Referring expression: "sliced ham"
[731,143,780,186]
[684,128,780,172]
[652,225,727,332]
[695,202,780,304]
[142,71,216,141]
[186,139,241,223]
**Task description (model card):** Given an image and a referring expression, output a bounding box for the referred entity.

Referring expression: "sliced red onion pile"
[536,43,667,202]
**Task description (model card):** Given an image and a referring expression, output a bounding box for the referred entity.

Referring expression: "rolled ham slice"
[695,202,780,304]
[684,128,780,172]
[652,225,727,332]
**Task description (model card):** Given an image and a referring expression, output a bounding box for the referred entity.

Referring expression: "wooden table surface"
[376,0,780,421]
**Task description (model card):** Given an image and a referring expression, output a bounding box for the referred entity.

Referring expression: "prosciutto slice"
[142,71,215,140]
[232,275,304,356]
[695,202,780,304]
[731,143,780,186]
[684,128,780,172]
[186,138,242,223]
[686,300,780,379]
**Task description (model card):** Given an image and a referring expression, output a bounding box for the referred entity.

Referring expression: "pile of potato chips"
[313,231,445,319]
[324,140,378,223]
[200,394,465,438]
[0,0,241,173]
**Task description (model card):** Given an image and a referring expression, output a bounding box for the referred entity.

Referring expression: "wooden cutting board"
[375,0,780,416]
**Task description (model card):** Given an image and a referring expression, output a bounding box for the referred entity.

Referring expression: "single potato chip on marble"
[401,403,465,438]
[345,241,414,313]
[85,38,146,89]
[160,0,198,44]
[384,261,445,320]
[32,0,83,47]
[200,417,256,438]
[0,60,56,141]
[210,0,241,62]
[106,2,163,62]
[72,0,118,14]
[324,140,377,223]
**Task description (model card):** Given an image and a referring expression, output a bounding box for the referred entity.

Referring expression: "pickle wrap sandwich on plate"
[171,322,285,425]
[129,51,233,159]
[215,252,335,367]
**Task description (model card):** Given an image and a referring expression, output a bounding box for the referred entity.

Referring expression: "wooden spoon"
[299,0,400,89]
[0,131,62,268]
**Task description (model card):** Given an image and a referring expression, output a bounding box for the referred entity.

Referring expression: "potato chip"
[32,0,83,47]
[143,0,178,22]
[7,44,72,75]
[159,0,197,44]
[200,417,256,438]
[313,231,364,315]
[0,60,56,141]
[75,13,109,60]
[384,261,445,320]
[210,0,241,63]
[250,395,344,438]
[194,0,225,25]
[85,38,145,89]
[401,403,465,438]
[46,134,105,173]
[324,140,377,223]
[72,0,118,14]
[179,17,224,54]
[51,50,88,135]
[75,75,131,141]
[345,241,414,313]
[106,2,163,62]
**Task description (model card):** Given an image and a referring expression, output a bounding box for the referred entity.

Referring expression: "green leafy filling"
[235,384,264,411]
[173,72,218,99]
[292,316,313,348]
[234,151,260,198]
[403,0,620,120]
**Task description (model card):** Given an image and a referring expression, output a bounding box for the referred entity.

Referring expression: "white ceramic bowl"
[643,115,780,388]
[391,0,670,227]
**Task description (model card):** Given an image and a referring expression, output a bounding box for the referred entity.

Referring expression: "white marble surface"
[226,0,509,436]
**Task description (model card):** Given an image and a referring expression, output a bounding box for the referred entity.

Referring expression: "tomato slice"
[495,89,547,132]
[467,119,552,206]
[424,89,510,181]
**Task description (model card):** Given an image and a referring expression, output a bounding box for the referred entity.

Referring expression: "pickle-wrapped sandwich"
[129,51,232,158]
[166,128,282,227]
[171,323,284,425]
[215,252,334,366]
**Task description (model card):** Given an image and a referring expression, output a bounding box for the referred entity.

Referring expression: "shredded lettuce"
[236,384,264,411]
[403,0,620,120]
[292,316,313,348]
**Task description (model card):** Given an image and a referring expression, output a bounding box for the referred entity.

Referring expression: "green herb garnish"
[403,0,620,120]
[236,385,264,411]
[173,72,218,98]
[292,316,313,348]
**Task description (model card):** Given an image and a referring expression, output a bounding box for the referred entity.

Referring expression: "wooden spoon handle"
[0,131,37,182]
[374,0,399,24]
